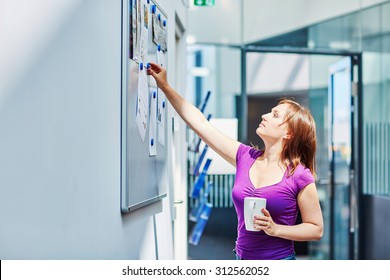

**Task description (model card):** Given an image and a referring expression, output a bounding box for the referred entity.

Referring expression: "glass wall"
[308,1,390,196]
[304,1,390,259]
[308,12,360,51]
[361,3,390,195]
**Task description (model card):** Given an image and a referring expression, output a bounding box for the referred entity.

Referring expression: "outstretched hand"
[147,62,169,90]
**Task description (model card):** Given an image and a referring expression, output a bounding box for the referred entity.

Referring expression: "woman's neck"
[261,141,283,166]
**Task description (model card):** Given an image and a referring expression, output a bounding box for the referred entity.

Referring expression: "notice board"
[121,0,168,213]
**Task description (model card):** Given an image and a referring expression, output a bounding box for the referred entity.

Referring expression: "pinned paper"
[156,45,166,67]
[136,62,149,141]
[149,88,157,156]
[139,0,149,62]
[131,0,142,61]
[151,5,167,51]
[157,89,166,146]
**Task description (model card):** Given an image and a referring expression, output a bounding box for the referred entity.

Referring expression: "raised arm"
[147,62,240,166]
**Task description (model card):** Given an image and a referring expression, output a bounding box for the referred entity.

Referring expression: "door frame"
[241,46,363,259]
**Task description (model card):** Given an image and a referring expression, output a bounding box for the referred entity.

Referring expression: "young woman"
[147,62,323,260]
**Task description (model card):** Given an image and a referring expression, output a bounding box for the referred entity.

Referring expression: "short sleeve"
[295,166,315,192]
[236,144,251,164]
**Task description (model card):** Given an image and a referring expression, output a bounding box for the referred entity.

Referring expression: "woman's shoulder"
[295,163,311,172]
[291,164,315,188]
[239,143,262,156]
[237,143,262,161]
[291,164,314,177]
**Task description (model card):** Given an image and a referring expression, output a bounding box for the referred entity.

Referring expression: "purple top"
[232,144,314,260]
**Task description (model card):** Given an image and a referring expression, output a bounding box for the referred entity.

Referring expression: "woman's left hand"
[253,208,278,236]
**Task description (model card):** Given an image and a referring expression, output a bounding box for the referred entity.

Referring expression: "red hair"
[278,98,317,177]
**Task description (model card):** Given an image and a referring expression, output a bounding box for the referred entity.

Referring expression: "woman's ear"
[283,131,292,140]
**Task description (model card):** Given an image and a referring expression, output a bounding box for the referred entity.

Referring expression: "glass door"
[328,57,357,259]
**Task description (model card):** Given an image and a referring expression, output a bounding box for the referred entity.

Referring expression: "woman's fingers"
[253,209,273,230]
[261,208,270,217]
[147,62,162,73]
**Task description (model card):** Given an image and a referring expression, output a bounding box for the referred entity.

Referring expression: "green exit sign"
[194,0,215,6]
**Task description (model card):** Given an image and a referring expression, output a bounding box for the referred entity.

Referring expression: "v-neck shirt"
[232,144,315,260]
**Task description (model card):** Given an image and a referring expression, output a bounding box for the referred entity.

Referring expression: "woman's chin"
[256,128,264,136]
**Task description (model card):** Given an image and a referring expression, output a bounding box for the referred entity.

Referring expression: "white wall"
[0,0,187,259]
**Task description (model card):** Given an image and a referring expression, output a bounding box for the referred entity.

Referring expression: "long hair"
[278,98,317,177]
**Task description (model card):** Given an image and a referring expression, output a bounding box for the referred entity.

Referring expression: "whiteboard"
[121,0,168,213]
